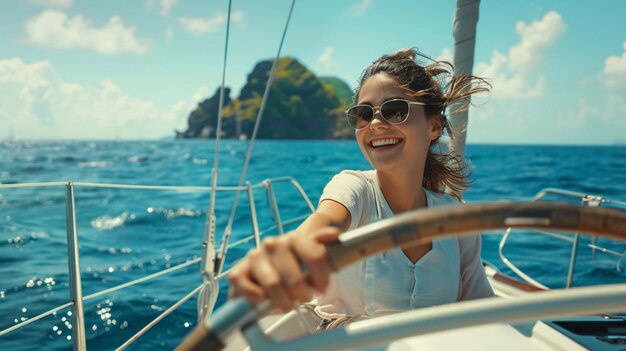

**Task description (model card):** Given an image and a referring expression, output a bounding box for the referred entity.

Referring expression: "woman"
[228,48,494,324]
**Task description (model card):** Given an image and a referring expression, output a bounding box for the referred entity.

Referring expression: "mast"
[450,0,480,158]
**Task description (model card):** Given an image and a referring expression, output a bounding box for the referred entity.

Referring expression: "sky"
[0,0,625,144]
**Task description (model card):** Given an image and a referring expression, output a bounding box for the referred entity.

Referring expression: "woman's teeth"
[371,138,400,148]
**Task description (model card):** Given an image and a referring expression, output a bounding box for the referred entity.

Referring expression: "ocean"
[1,140,625,350]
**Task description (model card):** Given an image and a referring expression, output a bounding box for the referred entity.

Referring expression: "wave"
[191,158,208,165]
[146,207,201,219]
[2,231,50,246]
[90,212,135,230]
[3,275,59,295]
[90,207,202,231]
[78,161,111,168]
[127,155,149,163]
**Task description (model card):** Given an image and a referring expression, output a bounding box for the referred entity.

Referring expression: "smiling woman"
[354,48,490,200]
[227,48,493,327]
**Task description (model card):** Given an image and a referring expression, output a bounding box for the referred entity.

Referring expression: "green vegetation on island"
[176,57,355,140]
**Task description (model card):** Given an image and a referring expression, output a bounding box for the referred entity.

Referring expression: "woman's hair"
[355,48,490,200]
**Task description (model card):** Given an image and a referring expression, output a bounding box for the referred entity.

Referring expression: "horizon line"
[1,137,624,147]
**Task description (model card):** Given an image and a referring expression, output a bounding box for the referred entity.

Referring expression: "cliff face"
[177,88,232,139]
[176,57,354,140]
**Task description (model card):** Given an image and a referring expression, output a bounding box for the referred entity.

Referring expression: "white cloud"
[603,42,626,92]
[23,10,150,54]
[160,0,179,17]
[565,43,626,135]
[509,11,566,72]
[25,0,72,8]
[179,11,244,36]
[0,58,204,139]
[475,11,565,100]
[190,86,211,104]
[317,47,335,70]
[350,0,373,16]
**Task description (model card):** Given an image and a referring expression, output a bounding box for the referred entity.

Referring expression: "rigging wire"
[215,0,297,274]
[198,0,233,322]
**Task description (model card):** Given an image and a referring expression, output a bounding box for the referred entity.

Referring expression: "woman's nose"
[369,110,389,129]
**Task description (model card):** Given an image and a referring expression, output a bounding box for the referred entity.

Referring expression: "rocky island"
[176,57,354,140]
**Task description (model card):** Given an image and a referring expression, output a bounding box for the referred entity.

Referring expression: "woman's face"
[355,73,440,175]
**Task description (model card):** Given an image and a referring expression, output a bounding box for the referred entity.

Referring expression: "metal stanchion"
[65,182,87,350]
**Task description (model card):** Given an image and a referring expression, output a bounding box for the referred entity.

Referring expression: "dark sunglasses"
[345,99,425,130]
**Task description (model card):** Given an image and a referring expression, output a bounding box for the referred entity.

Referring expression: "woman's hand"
[228,227,340,312]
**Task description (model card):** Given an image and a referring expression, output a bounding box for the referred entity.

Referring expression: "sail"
[450,0,480,158]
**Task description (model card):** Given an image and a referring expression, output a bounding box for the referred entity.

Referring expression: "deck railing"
[0,178,315,350]
[5,182,625,349]
[499,188,626,290]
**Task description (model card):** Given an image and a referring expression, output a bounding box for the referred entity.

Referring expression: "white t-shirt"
[316,170,493,318]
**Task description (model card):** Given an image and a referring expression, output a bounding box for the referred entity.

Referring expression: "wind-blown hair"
[355,48,490,200]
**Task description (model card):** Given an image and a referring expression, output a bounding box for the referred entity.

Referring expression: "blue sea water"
[0,140,625,350]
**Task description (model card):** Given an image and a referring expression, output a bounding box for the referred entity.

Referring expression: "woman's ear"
[428,114,444,141]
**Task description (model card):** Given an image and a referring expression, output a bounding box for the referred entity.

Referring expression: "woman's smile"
[370,138,402,148]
